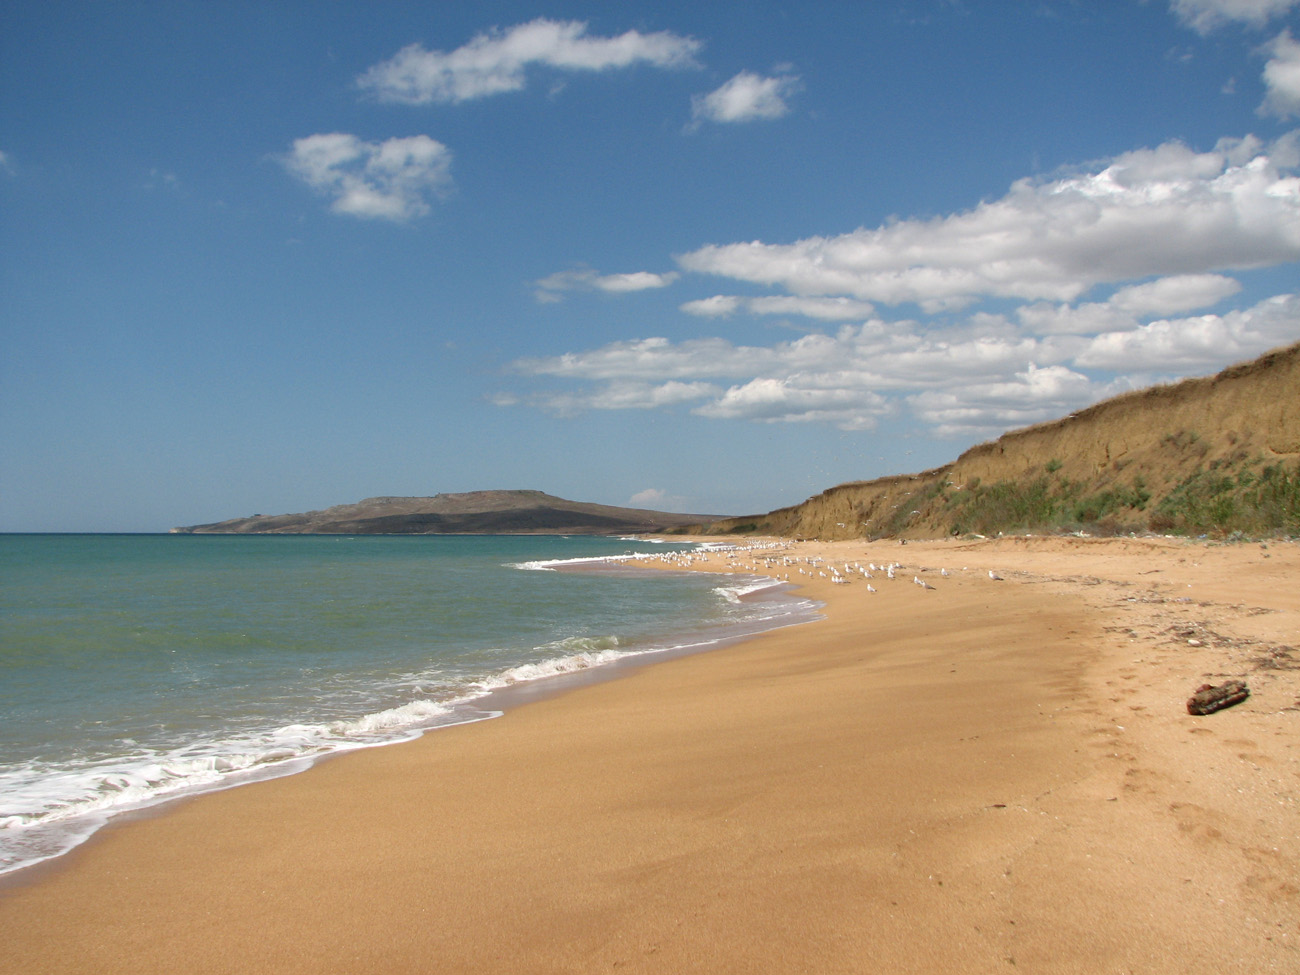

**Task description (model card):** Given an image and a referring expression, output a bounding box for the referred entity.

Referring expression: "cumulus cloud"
[694,379,890,430]
[1015,301,1140,337]
[1261,30,1300,118]
[629,488,668,507]
[507,322,1086,431]
[691,70,800,124]
[283,133,452,221]
[1109,273,1243,315]
[516,379,719,417]
[677,134,1300,307]
[681,294,876,320]
[503,288,1299,434]
[501,134,1299,439]
[908,364,1113,439]
[1076,293,1300,369]
[534,267,679,301]
[516,335,777,382]
[1016,274,1243,335]
[357,19,701,104]
[1170,0,1299,33]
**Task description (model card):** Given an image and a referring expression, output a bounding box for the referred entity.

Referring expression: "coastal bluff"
[172,490,722,536]
[699,341,1300,541]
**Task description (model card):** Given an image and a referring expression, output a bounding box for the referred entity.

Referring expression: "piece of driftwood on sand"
[1186,680,1250,715]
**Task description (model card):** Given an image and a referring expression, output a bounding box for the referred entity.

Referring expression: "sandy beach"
[1,534,1296,973]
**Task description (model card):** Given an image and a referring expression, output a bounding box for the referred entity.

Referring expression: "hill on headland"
[172,490,722,536]
[695,342,1300,541]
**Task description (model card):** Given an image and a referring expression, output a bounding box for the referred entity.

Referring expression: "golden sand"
[1,535,1296,973]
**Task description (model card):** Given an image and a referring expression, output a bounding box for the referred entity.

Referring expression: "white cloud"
[1170,0,1298,33]
[1261,30,1300,118]
[628,487,696,512]
[1015,301,1139,336]
[283,133,452,221]
[516,335,775,381]
[629,488,667,507]
[508,322,1069,431]
[1016,273,1243,335]
[679,295,744,317]
[908,364,1112,439]
[357,19,702,104]
[503,288,1299,434]
[691,70,800,124]
[1109,273,1243,315]
[694,378,890,430]
[535,267,679,301]
[597,271,679,293]
[1075,293,1300,369]
[681,294,876,320]
[503,132,1298,439]
[520,379,718,416]
[676,134,1300,307]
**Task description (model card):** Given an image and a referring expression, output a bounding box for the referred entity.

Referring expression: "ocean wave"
[713,577,784,603]
[509,552,659,571]
[0,699,495,875]
[475,647,631,689]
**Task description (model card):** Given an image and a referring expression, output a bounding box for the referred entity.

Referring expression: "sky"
[2,0,1299,532]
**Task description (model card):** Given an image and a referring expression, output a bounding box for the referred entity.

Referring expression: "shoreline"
[0,544,816,883]
[1,535,1296,972]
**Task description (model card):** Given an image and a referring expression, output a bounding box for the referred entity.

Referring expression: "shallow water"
[0,533,818,874]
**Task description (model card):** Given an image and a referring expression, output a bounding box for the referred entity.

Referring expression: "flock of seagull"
[637,541,1006,593]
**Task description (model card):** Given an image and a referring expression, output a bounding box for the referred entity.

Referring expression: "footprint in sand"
[1169,802,1229,846]
[1123,767,1159,793]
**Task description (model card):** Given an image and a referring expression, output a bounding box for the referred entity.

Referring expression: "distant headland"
[171,489,723,536]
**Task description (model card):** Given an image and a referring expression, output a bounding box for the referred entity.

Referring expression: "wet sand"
[1,535,1296,973]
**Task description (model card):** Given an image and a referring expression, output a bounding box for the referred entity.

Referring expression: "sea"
[0,532,819,877]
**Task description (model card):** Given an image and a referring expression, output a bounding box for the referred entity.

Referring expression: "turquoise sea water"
[0,533,817,875]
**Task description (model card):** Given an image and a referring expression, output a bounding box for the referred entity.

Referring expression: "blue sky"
[3,0,1299,532]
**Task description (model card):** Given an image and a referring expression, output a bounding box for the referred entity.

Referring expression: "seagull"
[988,570,1002,581]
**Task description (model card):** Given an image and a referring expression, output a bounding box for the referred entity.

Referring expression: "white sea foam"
[511,539,712,571]
[476,647,630,688]
[0,696,507,876]
[713,577,784,603]
[510,551,662,571]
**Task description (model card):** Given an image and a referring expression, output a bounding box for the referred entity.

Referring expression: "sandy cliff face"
[707,342,1300,540]
[952,345,1299,485]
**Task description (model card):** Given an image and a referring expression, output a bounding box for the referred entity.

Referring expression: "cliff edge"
[701,342,1300,540]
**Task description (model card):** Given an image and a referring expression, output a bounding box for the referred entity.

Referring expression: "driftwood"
[1186,680,1250,715]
